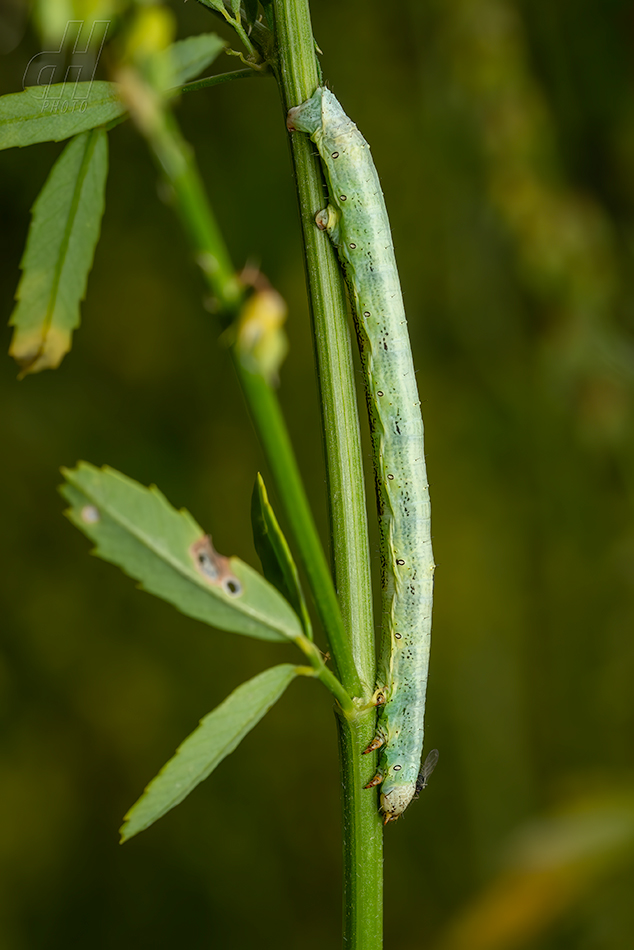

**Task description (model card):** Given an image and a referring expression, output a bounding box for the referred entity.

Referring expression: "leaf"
[196,0,231,18]
[9,129,108,375]
[0,34,224,151]
[60,462,304,644]
[251,473,312,639]
[166,33,226,87]
[195,0,242,29]
[0,81,125,151]
[243,0,260,26]
[120,664,301,841]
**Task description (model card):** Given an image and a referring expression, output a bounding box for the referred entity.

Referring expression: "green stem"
[270,2,383,948]
[135,100,241,312]
[180,68,267,95]
[225,18,257,59]
[271,0,375,694]
[295,634,355,713]
[194,0,257,58]
[337,709,384,950]
[232,361,361,695]
[120,68,360,694]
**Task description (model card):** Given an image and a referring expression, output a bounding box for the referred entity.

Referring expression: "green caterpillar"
[287,87,436,822]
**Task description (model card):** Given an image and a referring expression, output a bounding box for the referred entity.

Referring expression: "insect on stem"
[287,86,435,824]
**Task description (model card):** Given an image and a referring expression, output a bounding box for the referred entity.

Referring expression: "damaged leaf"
[60,462,304,643]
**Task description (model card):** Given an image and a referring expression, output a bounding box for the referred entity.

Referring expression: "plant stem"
[337,708,384,950]
[233,361,361,695]
[119,67,360,693]
[271,0,375,693]
[270,1,383,947]
[194,0,257,58]
[117,77,241,312]
[295,634,356,713]
[180,68,267,95]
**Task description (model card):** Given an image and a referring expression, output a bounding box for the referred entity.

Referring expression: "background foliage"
[1,1,634,948]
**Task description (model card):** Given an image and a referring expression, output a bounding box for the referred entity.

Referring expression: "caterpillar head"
[287,87,350,139]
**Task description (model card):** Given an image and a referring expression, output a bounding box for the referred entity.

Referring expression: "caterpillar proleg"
[287,88,435,822]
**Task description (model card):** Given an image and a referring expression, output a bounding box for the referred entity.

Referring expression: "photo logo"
[23,20,110,112]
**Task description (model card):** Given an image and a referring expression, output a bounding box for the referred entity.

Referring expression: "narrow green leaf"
[251,473,313,639]
[9,129,108,375]
[243,0,260,26]
[60,462,304,644]
[0,82,125,151]
[166,33,226,87]
[120,663,301,841]
[180,68,264,96]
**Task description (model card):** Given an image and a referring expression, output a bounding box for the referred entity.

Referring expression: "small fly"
[414,749,439,798]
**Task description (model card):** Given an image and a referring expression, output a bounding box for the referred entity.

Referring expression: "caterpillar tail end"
[380,785,416,824]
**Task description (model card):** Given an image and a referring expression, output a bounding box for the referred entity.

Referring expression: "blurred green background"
[2,1,634,948]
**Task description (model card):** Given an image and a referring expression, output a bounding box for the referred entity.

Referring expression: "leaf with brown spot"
[60,462,304,644]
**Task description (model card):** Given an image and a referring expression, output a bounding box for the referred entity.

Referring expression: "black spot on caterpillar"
[288,88,435,822]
